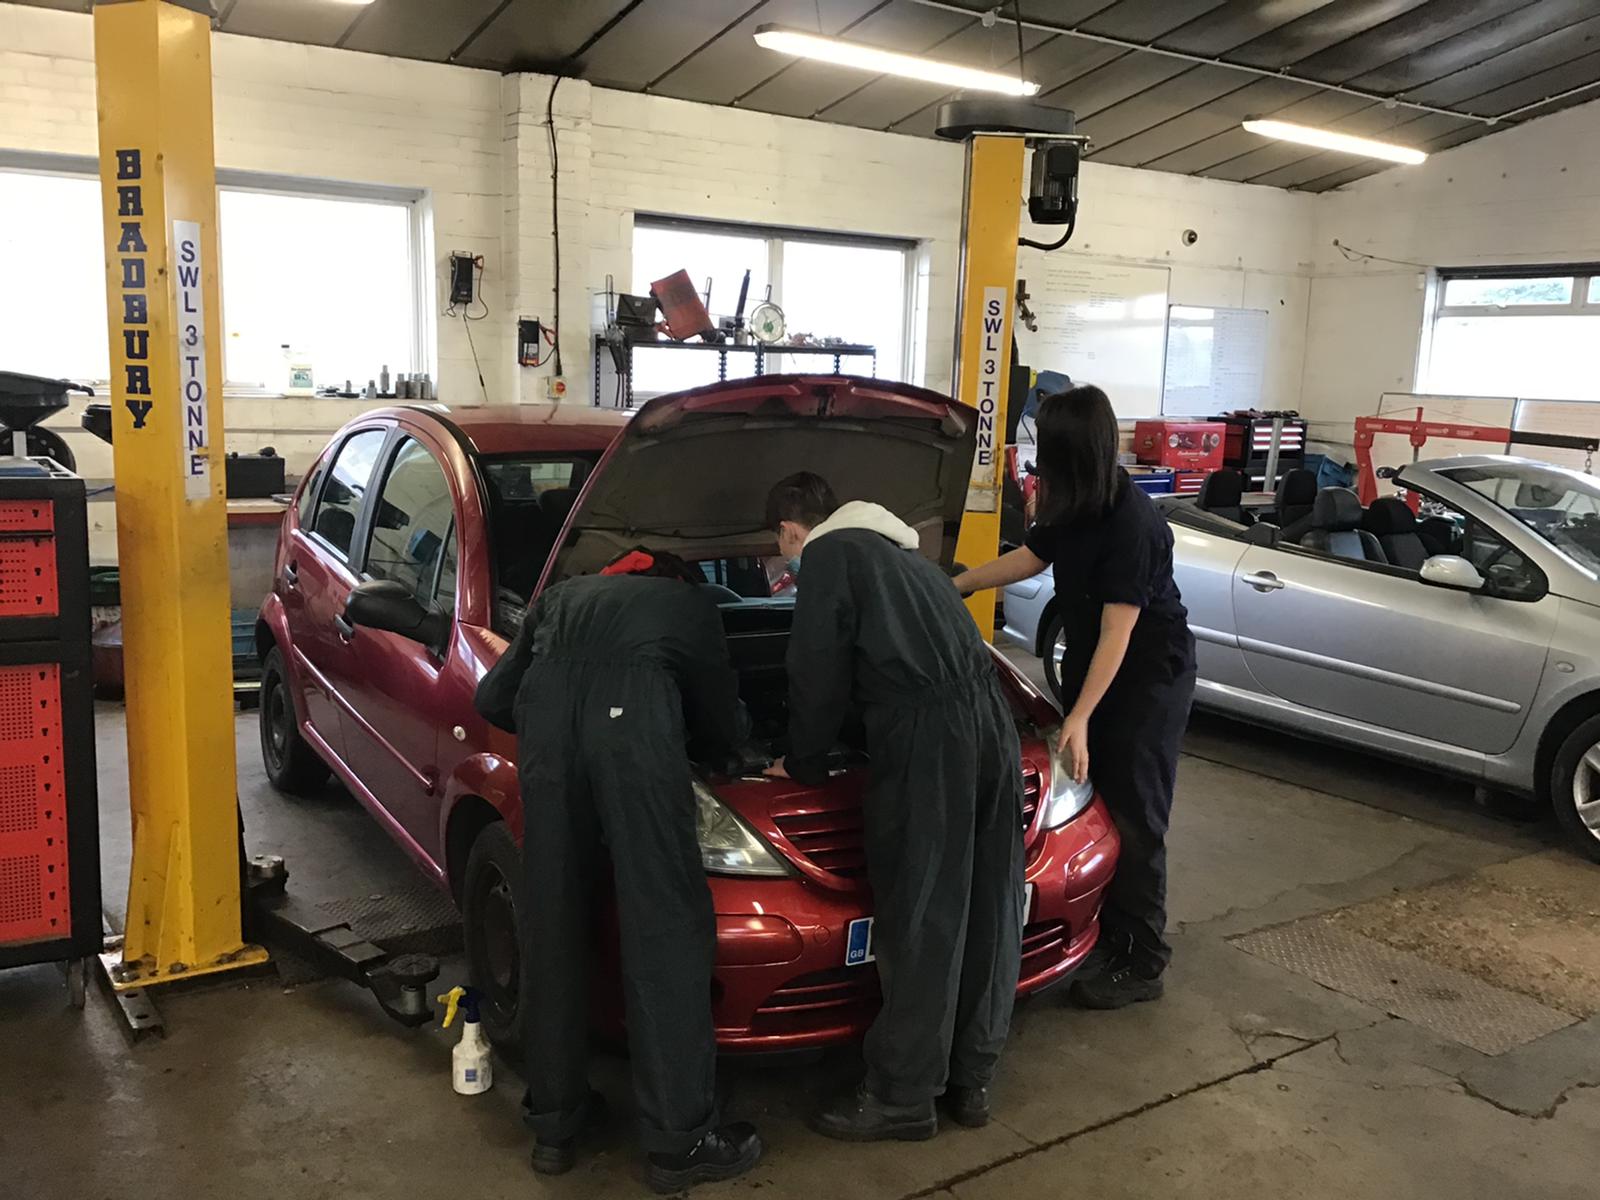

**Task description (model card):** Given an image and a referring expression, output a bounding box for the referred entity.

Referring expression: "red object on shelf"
[0,664,71,946]
[1217,414,1306,468]
[1173,470,1208,495]
[1133,420,1225,471]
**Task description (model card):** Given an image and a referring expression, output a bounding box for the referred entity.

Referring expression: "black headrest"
[1276,468,1316,508]
[1363,497,1418,535]
[1197,469,1244,509]
[1311,487,1363,531]
[539,487,578,526]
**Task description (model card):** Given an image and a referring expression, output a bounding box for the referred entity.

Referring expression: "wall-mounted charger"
[449,252,477,306]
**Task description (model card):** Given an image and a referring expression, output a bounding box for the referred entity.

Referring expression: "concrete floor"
[4,659,1600,1199]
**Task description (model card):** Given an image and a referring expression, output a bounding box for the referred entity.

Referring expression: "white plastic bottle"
[438,985,493,1095]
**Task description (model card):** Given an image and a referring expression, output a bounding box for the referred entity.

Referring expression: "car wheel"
[1039,611,1067,706]
[258,646,330,795]
[1552,714,1600,865]
[462,821,524,1061]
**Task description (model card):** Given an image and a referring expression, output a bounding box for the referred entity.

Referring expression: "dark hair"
[603,546,703,584]
[1033,383,1123,525]
[765,471,839,531]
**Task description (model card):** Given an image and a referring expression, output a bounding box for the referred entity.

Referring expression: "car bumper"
[707,796,1120,1051]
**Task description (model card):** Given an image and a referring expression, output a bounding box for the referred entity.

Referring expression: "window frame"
[1433,266,1600,320]
[0,149,430,391]
[360,434,462,610]
[632,214,918,383]
[307,425,393,567]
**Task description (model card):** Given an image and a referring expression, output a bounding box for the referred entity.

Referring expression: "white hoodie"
[804,500,921,553]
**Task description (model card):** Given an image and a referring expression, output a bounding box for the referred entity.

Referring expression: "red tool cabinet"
[0,464,100,986]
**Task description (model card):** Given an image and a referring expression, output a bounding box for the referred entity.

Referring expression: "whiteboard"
[1015,258,1169,418]
[1161,305,1267,415]
[1371,392,1515,493]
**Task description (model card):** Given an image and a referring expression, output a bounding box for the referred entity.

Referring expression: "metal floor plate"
[316,886,462,958]
[1232,920,1577,1055]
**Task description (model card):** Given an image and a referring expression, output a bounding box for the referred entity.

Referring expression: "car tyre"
[259,646,330,795]
[462,821,524,1062]
[1039,611,1066,706]
[1552,714,1600,865]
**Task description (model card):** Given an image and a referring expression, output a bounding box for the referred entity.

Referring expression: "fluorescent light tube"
[753,25,1039,97]
[1242,119,1427,164]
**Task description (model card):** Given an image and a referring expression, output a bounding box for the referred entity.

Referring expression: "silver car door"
[1165,511,1253,690]
[1231,542,1556,754]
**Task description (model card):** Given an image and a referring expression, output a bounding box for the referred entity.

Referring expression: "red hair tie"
[601,550,656,577]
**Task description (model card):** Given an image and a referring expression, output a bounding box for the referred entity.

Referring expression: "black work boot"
[530,1091,609,1176]
[645,1123,763,1194]
[809,1087,937,1142]
[1072,930,1130,983]
[939,1085,991,1129]
[1069,959,1164,1010]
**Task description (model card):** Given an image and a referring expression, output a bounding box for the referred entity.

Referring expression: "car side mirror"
[1419,555,1486,593]
[346,579,447,647]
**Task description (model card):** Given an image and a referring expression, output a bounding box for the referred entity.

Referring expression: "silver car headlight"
[1041,728,1095,829]
[693,779,789,877]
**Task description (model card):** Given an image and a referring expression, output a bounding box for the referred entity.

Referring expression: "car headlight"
[693,779,790,877]
[1040,729,1095,829]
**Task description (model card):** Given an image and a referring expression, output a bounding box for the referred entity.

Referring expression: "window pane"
[1589,277,1600,304]
[219,190,414,389]
[1442,276,1573,307]
[631,223,769,397]
[775,240,906,381]
[436,526,458,612]
[0,171,110,381]
[366,439,455,604]
[1444,463,1600,576]
[296,454,327,526]
[312,429,387,557]
[484,456,590,606]
[1426,315,1600,401]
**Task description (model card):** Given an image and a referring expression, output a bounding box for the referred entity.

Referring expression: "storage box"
[1173,470,1208,495]
[1133,420,1225,471]
[1127,467,1175,495]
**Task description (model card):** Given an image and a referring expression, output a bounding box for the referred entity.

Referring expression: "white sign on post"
[967,285,1009,513]
[172,219,210,501]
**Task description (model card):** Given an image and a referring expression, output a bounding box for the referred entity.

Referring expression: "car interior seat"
[1299,488,1385,563]
[1362,497,1430,570]
[1273,468,1318,542]
[1195,468,1249,524]
[1417,516,1460,558]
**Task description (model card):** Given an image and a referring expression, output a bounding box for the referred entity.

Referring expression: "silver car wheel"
[1576,743,1600,833]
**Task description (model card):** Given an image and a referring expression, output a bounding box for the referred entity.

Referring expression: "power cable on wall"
[547,76,564,379]
[1331,238,1433,270]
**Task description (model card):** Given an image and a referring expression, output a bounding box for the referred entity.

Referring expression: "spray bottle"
[438,985,493,1095]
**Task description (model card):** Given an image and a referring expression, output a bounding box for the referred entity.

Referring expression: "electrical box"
[0,462,100,976]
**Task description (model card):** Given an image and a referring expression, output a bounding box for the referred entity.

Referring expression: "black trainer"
[530,1091,609,1176]
[809,1087,937,1143]
[1069,960,1164,1010]
[939,1085,991,1129]
[645,1123,763,1194]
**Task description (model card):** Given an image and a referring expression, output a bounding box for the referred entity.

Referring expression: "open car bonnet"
[546,375,977,581]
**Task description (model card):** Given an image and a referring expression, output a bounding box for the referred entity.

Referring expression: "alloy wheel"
[1574,740,1600,835]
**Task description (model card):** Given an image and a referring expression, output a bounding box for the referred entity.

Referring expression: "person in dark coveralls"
[473,547,762,1193]
[955,384,1196,1009]
[763,473,1025,1141]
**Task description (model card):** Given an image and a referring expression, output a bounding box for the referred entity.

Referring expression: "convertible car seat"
[1274,468,1318,541]
[1362,497,1430,570]
[1300,488,1385,563]
[1195,468,1249,523]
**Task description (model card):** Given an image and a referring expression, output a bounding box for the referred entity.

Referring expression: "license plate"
[845,883,1036,967]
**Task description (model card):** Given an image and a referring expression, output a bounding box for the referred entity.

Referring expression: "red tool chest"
[1133,420,1225,471]
[0,465,100,977]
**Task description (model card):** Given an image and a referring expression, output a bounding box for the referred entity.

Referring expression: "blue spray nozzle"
[460,987,482,1024]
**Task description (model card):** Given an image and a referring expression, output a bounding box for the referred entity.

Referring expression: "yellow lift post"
[938,99,1084,640]
[93,0,267,990]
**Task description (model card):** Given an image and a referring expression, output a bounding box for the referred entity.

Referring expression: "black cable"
[547,76,564,378]
[1011,0,1025,83]
[1019,210,1076,252]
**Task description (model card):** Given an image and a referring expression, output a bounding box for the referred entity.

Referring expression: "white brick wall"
[1302,97,1600,446]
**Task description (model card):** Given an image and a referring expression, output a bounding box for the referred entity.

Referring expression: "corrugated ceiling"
[25,0,1600,191]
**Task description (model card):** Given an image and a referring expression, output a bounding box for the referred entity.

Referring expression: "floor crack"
[1454,1077,1600,1121]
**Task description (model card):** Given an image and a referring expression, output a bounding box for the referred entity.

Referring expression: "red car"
[256,375,1119,1054]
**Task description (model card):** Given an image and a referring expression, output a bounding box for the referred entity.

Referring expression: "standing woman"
[953,384,1195,1009]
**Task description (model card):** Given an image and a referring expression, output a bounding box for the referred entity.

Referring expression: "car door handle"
[1242,571,1286,592]
[282,561,299,588]
[333,613,355,640]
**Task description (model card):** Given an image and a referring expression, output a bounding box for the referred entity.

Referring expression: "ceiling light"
[753,25,1039,97]
[1242,119,1427,164]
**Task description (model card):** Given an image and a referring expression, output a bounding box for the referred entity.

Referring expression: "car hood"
[546,375,977,580]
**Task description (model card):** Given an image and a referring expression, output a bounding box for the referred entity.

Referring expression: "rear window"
[311,429,386,559]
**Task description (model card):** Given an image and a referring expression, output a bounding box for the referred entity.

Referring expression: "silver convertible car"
[1002,456,1600,860]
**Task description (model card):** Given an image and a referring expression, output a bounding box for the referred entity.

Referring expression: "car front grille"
[771,804,868,879]
[1020,919,1070,980]
[1022,766,1041,830]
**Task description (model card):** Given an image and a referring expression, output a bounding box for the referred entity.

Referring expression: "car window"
[484,454,598,630]
[1413,499,1545,601]
[295,455,327,528]
[311,429,386,558]
[1441,463,1600,576]
[365,438,456,606]
[436,524,458,613]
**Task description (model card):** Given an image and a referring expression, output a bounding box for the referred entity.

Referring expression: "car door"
[334,434,462,857]
[284,426,390,768]
[1230,526,1557,754]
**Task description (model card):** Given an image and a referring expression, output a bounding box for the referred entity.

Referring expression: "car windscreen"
[1440,463,1600,576]
[483,454,599,629]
